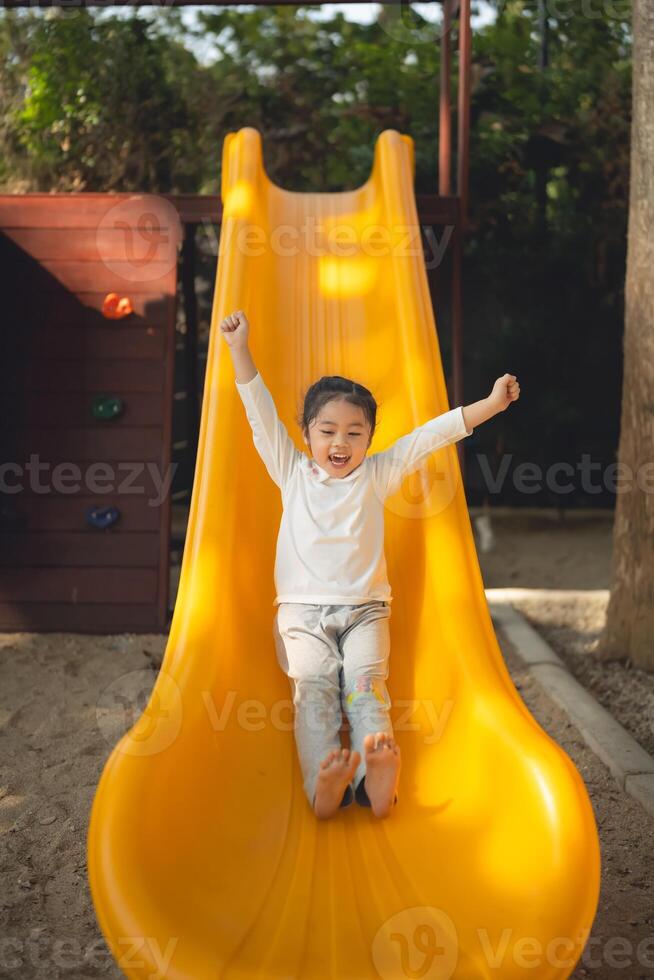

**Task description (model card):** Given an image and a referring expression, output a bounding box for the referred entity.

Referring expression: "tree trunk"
[599,0,654,669]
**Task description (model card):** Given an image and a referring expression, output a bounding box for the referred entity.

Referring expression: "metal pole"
[181,223,199,474]
[453,0,471,478]
[439,0,452,196]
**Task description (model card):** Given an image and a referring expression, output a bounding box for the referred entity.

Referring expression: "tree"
[0,3,634,504]
[599,0,654,670]
[0,9,207,192]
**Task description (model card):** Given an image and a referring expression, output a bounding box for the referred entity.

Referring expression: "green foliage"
[1,9,204,190]
[461,0,631,506]
[0,1,633,504]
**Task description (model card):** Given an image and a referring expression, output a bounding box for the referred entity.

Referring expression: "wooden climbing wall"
[0,194,182,632]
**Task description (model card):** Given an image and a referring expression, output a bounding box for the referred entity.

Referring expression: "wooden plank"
[3,290,172,325]
[1,495,162,531]
[5,466,174,499]
[6,324,166,360]
[0,567,158,603]
[0,531,160,566]
[165,193,460,226]
[0,602,167,632]
[2,227,180,264]
[0,192,178,634]
[0,193,460,230]
[14,426,165,462]
[0,195,183,233]
[9,391,166,427]
[5,259,176,294]
[157,236,176,626]
[3,358,165,392]
[165,195,222,225]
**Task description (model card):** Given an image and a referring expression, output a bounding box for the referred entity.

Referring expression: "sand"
[0,508,652,979]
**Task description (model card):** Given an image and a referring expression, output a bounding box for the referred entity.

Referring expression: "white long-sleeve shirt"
[235,370,473,607]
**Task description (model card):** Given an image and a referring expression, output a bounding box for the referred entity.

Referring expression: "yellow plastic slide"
[87,127,600,979]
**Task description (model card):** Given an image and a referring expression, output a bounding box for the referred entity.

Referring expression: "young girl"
[220,309,520,821]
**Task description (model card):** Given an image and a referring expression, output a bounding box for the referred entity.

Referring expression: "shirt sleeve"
[234,370,301,491]
[371,405,473,500]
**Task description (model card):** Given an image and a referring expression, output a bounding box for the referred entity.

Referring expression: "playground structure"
[0,194,180,631]
[0,2,602,975]
[0,2,472,633]
[86,123,601,979]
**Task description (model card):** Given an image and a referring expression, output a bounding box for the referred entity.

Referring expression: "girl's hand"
[220,309,250,350]
[488,374,520,413]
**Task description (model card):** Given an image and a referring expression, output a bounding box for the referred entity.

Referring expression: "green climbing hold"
[91,395,124,420]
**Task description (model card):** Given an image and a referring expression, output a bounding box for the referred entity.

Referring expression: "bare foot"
[313,748,360,820]
[362,733,401,819]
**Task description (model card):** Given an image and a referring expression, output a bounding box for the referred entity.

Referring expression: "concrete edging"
[487,593,654,822]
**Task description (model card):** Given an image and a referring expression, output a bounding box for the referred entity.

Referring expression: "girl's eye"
[320,431,360,436]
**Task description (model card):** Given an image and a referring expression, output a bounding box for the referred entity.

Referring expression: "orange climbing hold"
[102,292,134,319]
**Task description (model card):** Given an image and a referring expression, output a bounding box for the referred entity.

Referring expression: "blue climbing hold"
[85,505,120,529]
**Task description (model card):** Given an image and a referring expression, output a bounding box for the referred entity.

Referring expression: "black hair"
[296,375,379,444]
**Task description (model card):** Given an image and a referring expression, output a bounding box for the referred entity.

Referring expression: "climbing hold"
[85,505,120,529]
[91,395,124,421]
[102,293,134,319]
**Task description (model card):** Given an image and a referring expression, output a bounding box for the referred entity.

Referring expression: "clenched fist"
[220,310,250,350]
[488,374,521,413]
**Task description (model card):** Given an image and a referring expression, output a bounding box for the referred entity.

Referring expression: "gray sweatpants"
[272,599,396,811]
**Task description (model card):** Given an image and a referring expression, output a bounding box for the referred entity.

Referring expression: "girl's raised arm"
[371,374,520,500]
[220,310,256,382]
[221,310,300,490]
[371,406,473,500]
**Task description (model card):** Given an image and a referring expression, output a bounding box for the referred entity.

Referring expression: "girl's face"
[303,398,372,479]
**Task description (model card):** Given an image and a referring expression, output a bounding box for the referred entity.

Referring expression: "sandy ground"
[0,508,653,979]
[475,508,654,758]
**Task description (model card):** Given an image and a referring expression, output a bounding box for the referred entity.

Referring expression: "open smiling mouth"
[329,455,350,467]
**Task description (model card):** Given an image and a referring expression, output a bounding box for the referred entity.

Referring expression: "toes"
[381,735,398,753]
[363,733,399,756]
[321,748,360,771]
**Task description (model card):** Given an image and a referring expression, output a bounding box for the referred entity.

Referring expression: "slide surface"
[87,127,600,979]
